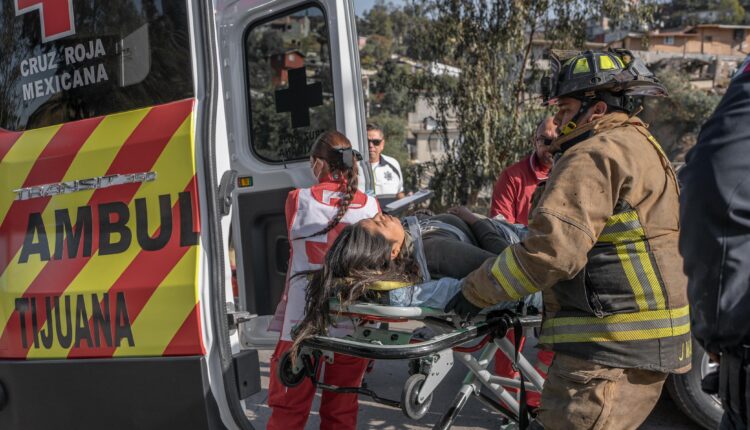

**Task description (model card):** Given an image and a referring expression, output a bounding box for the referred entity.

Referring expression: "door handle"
[218,170,237,217]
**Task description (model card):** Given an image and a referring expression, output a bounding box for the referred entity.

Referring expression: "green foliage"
[656,71,721,131]
[643,70,721,159]
[370,62,415,117]
[405,0,656,207]
[717,0,747,24]
[360,34,393,68]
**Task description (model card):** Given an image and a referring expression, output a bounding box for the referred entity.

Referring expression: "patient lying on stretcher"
[292,208,540,346]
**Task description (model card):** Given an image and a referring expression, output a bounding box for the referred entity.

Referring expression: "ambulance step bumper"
[0,355,224,430]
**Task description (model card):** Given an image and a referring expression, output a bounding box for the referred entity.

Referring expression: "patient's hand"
[447,206,480,225]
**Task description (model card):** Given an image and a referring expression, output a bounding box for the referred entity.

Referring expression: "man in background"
[489,117,557,408]
[489,117,556,222]
[367,123,405,204]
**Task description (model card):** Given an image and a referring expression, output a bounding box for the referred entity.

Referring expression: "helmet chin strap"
[560,99,594,136]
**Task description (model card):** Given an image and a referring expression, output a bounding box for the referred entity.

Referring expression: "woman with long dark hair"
[291,208,532,354]
[266,131,379,430]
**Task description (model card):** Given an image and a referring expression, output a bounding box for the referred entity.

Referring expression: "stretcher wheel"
[401,374,432,420]
[278,351,306,388]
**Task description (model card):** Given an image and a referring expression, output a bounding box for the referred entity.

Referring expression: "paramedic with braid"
[446,50,691,429]
[266,131,379,430]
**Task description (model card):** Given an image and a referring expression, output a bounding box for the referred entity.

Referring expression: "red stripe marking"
[0,130,23,164]
[0,118,105,278]
[0,99,193,359]
[163,303,205,356]
[67,177,199,358]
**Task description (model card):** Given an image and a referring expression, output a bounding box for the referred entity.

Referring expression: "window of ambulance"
[245,4,336,163]
[0,0,193,131]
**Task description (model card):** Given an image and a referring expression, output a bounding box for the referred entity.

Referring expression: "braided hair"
[304,131,361,239]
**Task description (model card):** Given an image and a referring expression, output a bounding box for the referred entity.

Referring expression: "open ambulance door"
[213,0,369,358]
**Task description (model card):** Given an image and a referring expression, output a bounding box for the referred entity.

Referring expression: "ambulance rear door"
[215,0,369,322]
[0,1,245,429]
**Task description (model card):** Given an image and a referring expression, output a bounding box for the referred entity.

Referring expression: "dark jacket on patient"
[409,214,522,280]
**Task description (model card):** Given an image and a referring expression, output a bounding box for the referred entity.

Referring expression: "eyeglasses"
[536,136,554,146]
[368,139,383,146]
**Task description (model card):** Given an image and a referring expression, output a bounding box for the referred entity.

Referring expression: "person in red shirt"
[490,117,556,223]
[490,117,556,408]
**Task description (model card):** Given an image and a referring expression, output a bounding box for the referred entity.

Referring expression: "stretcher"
[277,300,545,429]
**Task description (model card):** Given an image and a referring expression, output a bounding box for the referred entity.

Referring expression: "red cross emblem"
[16,0,76,43]
[305,222,348,265]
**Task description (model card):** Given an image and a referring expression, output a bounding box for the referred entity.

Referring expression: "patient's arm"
[447,206,517,254]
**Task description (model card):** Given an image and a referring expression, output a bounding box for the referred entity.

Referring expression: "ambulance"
[0,0,370,428]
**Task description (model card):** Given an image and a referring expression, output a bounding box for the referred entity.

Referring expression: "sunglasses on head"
[335,148,363,168]
[368,138,383,146]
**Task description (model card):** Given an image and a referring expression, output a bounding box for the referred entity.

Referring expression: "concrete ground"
[245,322,703,430]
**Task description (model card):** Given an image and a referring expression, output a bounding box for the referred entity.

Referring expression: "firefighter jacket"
[461,112,692,373]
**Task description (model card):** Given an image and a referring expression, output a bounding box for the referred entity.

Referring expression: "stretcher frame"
[277,301,545,429]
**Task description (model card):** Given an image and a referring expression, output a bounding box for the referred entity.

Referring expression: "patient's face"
[360,213,405,259]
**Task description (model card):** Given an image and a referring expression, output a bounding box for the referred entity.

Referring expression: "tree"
[405,0,656,208]
[716,0,746,24]
[370,61,414,117]
[642,70,721,161]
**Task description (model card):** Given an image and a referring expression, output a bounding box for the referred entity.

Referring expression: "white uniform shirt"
[269,180,380,341]
[371,154,404,197]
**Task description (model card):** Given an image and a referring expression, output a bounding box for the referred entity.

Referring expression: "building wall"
[624,28,750,57]
[406,96,460,164]
[694,27,749,56]
[646,36,697,54]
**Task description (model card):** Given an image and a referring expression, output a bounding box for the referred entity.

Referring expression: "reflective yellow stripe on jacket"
[598,210,667,311]
[540,305,690,344]
[490,247,539,300]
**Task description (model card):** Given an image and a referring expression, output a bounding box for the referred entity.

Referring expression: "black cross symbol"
[275,66,324,129]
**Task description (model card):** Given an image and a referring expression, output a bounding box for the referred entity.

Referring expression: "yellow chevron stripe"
[27,116,194,359]
[634,240,666,309]
[0,111,149,342]
[0,125,61,223]
[615,243,649,311]
[114,246,199,357]
[606,210,639,226]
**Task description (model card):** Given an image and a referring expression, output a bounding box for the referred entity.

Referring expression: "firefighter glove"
[444,290,482,321]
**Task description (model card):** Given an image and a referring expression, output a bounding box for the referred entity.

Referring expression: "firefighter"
[679,56,750,430]
[445,50,692,429]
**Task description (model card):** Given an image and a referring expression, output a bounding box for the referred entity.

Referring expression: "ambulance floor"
[243,320,700,430]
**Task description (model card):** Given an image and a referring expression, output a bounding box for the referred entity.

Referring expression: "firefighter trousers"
[535,353,667,430]
[267,340,368,430]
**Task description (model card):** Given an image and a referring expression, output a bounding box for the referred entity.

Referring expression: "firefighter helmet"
[541,49,668,113]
